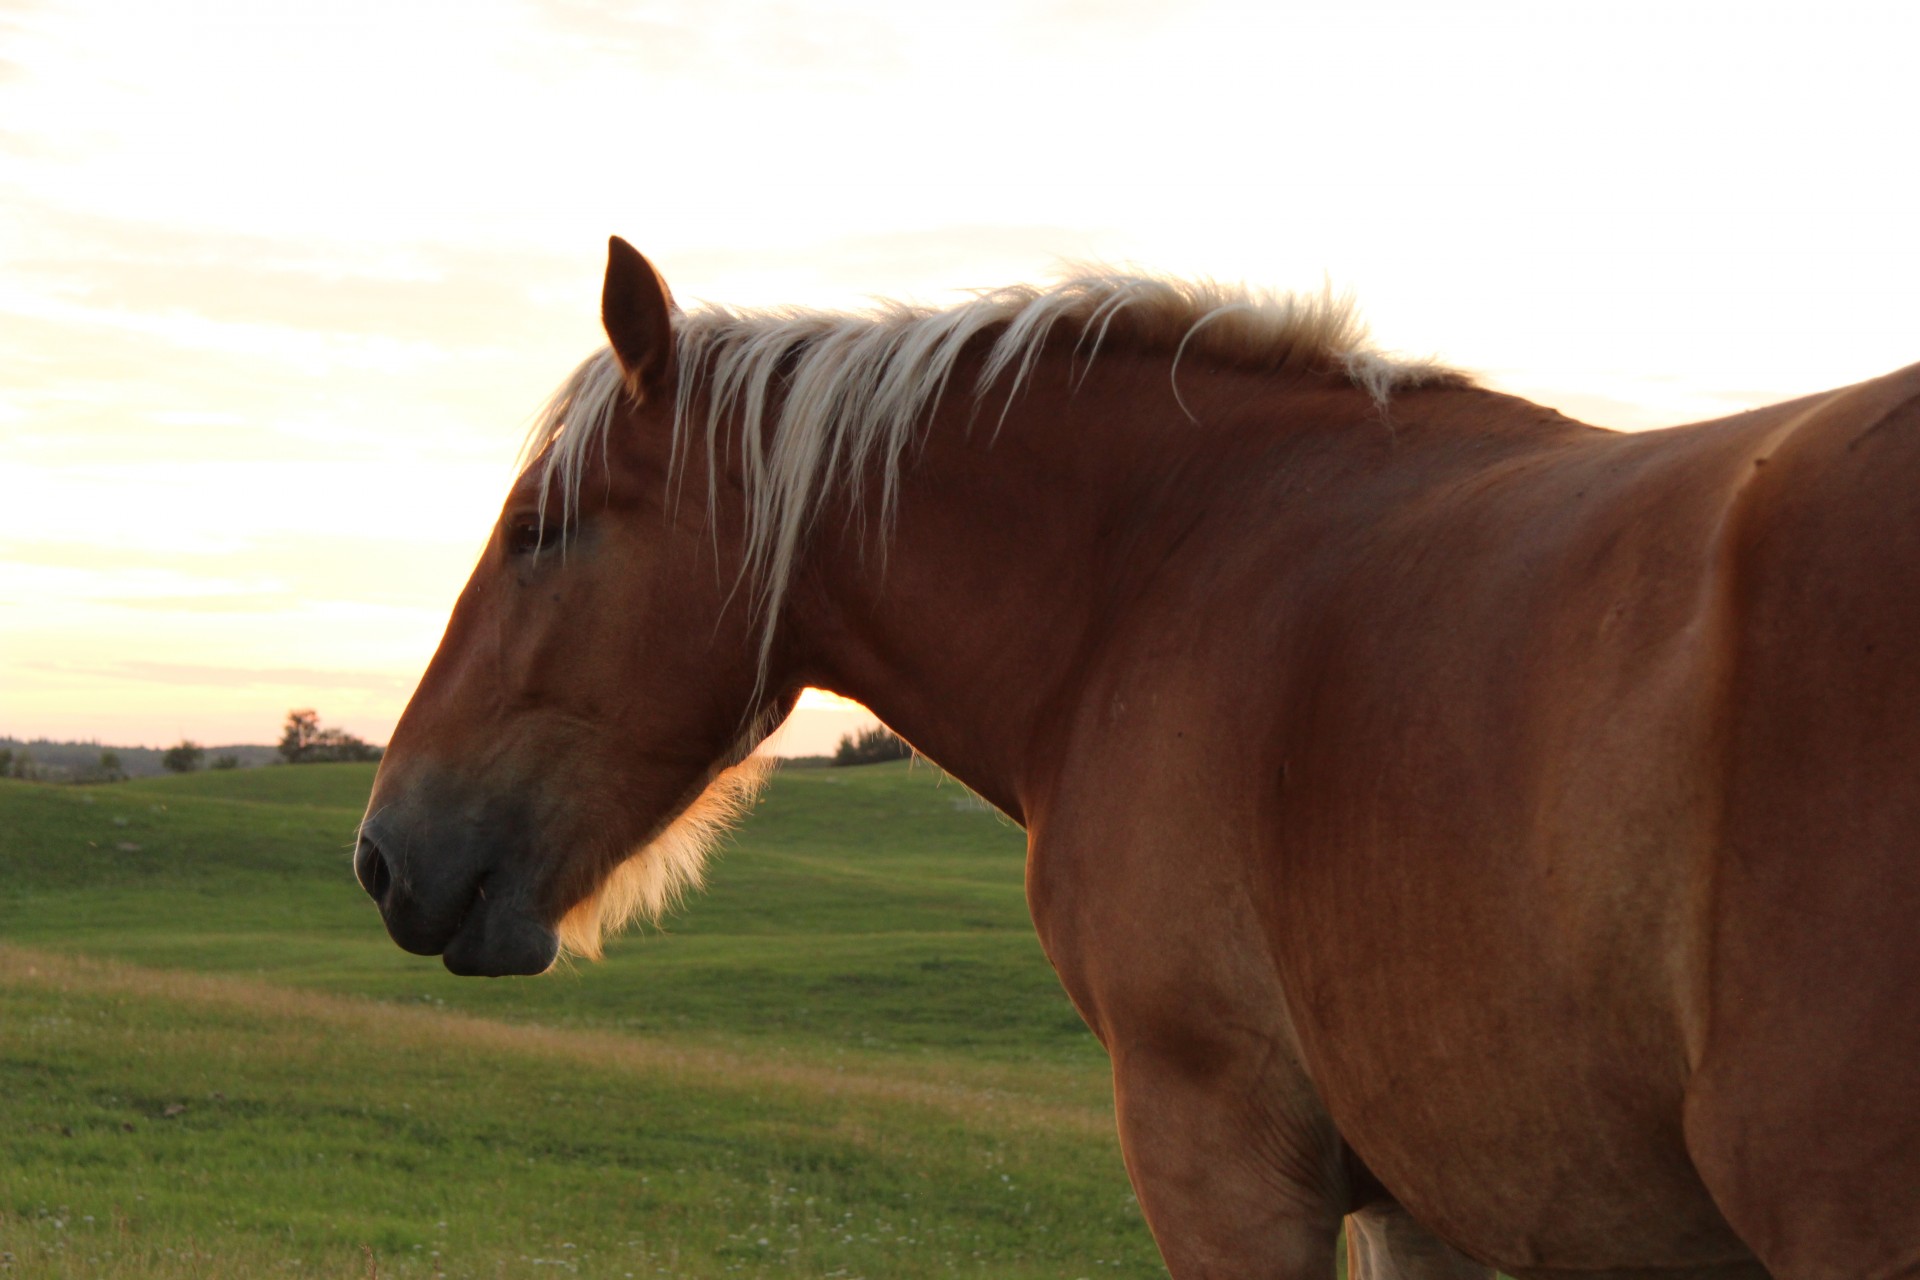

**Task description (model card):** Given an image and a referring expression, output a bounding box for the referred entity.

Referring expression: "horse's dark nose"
[355,831,393,904]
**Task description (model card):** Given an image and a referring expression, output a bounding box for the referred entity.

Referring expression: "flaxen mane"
[520,270,1464,671]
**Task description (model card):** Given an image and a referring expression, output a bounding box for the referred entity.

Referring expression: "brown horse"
[358,238,1920,1279]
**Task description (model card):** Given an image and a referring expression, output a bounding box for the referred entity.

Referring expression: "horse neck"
[779,347,1580,822]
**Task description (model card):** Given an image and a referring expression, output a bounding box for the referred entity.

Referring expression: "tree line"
[0,711,380,783]
[9,715,916,781]
[160,710,381,773]
[832,725,913,766]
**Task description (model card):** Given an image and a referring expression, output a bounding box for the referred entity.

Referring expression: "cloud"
[31,658,411,695]
[1033,0,1192,36]
[0,127,48,156]
[525,0,906,82]
[98,592,307,615]
[0,534,483,612]
[7,210,587,349]
[522,0,712,73]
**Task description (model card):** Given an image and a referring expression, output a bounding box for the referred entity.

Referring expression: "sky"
[4,0,1918,754]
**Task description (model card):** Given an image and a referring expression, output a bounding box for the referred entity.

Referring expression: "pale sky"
[4,0,1917,752]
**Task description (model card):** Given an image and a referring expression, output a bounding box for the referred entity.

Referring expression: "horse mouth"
[355,827,558,978]
[439,888,560,977]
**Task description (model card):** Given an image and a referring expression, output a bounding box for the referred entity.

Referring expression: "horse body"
[358,240,1920,1278]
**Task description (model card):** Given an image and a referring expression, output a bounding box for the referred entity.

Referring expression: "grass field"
[0,762,1166,1278]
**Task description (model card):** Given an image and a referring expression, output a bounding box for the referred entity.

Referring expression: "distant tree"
[279,710,381,764]
[210,753,241,771]
[162,740,205,773]
[832,725,912,767]
[0,748,11,777]
[279,710,322,763]
[9,750,38,780]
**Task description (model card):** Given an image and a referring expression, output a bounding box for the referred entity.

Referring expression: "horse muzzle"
[355,809,559,978]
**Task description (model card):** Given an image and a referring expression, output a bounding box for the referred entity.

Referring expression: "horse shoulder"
[1025,723,1365,1271]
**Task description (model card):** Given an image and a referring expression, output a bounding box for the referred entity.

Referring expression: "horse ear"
[602,236,676,400]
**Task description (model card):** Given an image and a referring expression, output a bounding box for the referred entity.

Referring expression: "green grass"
[0,765,1100,1071]
[0,947,1139,1279]
[0,763,1163,1278]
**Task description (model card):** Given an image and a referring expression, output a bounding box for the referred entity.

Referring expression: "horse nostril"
[355,834,393,902]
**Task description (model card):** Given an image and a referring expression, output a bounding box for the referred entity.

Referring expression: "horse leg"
[1110,1045,1346,1278]
[1346,1202,1494,1280]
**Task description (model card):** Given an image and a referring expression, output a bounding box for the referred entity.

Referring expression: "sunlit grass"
[0,764,1167,1277]
[1,944,1150,1278]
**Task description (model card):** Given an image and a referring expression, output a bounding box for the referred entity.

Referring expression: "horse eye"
[504,515,548,556]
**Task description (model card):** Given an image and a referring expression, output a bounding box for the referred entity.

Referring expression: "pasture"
[0,762,1165,1278]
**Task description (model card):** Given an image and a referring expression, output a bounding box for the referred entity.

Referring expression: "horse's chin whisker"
[554,753,772,960]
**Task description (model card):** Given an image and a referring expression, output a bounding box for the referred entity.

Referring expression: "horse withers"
[356,237,1920,1278]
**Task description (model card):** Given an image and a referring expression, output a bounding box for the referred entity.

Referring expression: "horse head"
[355,239,789,976]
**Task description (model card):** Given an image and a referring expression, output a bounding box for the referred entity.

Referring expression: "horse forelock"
[515,268,1465,677]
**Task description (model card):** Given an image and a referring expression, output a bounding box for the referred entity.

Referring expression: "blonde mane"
[521,268,1463,670]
